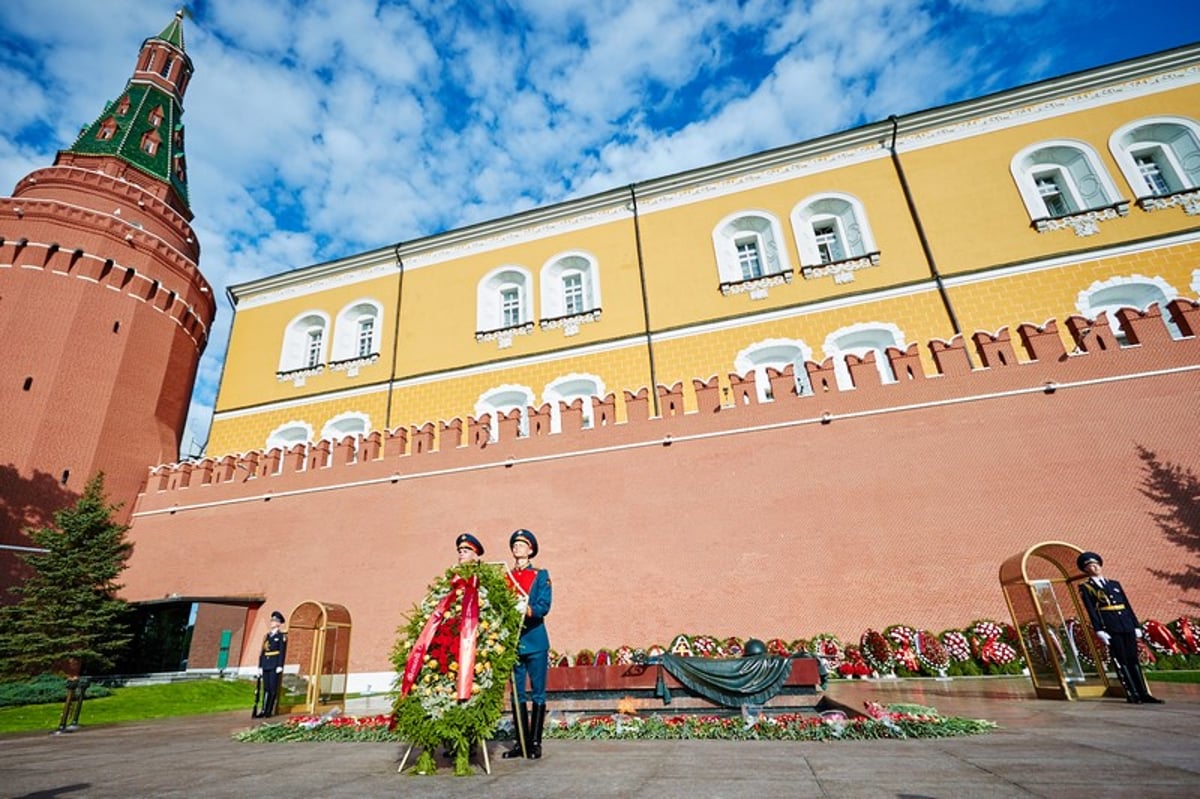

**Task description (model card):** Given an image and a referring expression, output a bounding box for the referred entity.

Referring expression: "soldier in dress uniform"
[456,532,484,564]
[502,528,552,760]
[257,610,288,717]
[1077,551,1163,705]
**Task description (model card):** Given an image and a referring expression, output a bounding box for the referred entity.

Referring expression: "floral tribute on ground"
[544,701,995,741]
[389,562,523,775]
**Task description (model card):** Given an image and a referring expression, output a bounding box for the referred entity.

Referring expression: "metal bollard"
[53,679,79,735]
[67,678,90,731]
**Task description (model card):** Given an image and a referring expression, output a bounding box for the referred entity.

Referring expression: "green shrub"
[0,674,113,707]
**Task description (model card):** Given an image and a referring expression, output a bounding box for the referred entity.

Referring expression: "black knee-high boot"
[503,702,529,758]
[528,703,546,759]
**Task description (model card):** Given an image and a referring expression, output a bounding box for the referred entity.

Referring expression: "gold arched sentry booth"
[999,541,1120,701]
[278,601,352,715]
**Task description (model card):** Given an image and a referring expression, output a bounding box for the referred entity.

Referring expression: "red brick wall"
[123,305,1200,674]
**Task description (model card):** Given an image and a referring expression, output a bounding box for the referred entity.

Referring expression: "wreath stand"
[397,739,491,775]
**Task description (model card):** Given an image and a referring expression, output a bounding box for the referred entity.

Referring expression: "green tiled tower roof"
[66,10,193,209]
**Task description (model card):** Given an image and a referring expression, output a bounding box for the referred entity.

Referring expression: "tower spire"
[64,10,194,211]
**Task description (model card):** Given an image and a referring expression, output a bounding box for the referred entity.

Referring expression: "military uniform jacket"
[259,629,287,671]
[509,565,552,655]
[1079,578,1140,635]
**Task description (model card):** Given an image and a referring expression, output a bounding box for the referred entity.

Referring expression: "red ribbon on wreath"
[400,574,481,700]
[1179,617,1199,655]
[1145,619,1182,654]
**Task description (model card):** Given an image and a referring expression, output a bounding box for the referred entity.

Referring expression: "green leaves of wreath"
[390,562,523,775]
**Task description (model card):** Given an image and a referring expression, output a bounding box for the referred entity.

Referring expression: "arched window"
[734,340,814,402]
[476,385,534,442]
[1077,275,1181,342]
[266,421,312,451]
[320,412,370,442]
[331,300,383,364]
[477,266,533,345]
[543,374,606,432]
[711,212,792,295]
[1011,141,1125,234]
[279,311,329,374]
[792,194,876,263]
[1109,117,1200,207]
[540,252,601,334]
[823,323,904,390]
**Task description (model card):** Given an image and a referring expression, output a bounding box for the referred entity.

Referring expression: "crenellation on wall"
[134,304,1200,513]
[622,389,649,423]
[1064,312,1119,355]
[1117,304,1174,347]
[929,336,972,377]
[307,439,331,470]
[560,398,585,433]
[332,435,358,466]
[1167,298,1200,337]
[693,375,723,414]
[1016,320,1067,363]
[886,344,926,383]
[845,350,887,390]
[971,327,1018,369]
[658,382,686,417]
[728,371,757,406]
[411,422,435,454]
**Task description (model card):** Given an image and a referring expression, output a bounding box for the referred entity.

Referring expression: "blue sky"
[2,0,1198,457]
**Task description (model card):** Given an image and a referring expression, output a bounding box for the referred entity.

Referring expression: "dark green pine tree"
[0,474,133,679]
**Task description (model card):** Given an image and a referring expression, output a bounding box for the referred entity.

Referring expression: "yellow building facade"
[209,45,1200,458]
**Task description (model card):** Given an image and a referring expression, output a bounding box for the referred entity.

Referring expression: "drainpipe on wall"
[887,114,974,369]
[384,243,405,431]
[628,184,660,417]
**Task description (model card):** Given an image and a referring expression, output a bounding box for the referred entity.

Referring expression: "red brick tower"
[0,12,215,591]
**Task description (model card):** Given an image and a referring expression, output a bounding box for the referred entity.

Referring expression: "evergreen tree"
[0,473,133,679]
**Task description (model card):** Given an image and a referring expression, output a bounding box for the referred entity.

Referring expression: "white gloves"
[516,597,528,616]
[1096,631,1111,644]
[1135,628,1143,639]
[276,666,283,673]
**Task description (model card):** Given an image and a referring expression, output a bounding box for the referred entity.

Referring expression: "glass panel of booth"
[1030,579,1086,682]
[275,601,353,714]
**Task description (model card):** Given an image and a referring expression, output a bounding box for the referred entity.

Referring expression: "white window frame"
[1076,274,1181,342]
[541,252,600,320]
[279,311,330,372]
[330,299,383,362]
[320,412,370,442]
[266,421,313,451]
[823,323,905,390]
[477,266,533,333]
[791,193,877,267]
[543,374,606,432]
[1109,116,1200,199]
[1011,140,1123,221]
[711,212,790,285]
[734,339,814,403]
[475,385,535,442]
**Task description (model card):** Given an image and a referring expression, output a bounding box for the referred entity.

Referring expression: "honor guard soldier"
[503,529,552,760]
[1077,551,1163,704]
[456,532,485,564]
[257,610,288,717]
